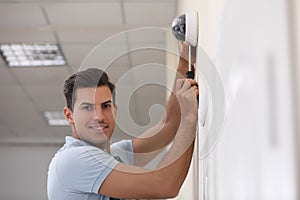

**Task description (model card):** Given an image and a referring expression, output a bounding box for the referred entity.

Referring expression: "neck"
[98,140,111,153]
[72,131,111,153]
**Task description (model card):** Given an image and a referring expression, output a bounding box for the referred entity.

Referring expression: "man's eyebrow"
[79,100,113,106]
[79,102,94,106]
[101,100,113,105]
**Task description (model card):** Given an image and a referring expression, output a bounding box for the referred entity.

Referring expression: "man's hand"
[175,78,198,121]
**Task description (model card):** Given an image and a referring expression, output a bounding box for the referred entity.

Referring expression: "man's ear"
[64,107,74,124]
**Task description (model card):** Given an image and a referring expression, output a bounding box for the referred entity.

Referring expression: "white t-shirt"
[47,136,134,200]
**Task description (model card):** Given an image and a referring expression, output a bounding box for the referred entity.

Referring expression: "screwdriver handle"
[186,71,194,79]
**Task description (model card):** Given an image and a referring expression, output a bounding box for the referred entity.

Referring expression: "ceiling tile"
[61,32,128,71]
[124,1,176,26]
[0,66,16,83]
[128,45,166,67]
[22,83,63,100]
[44,3,123,26]
[34,96,65,112]
[78,45,129,70]
[0,84,28,100]
[0,30,56,43]
[105,54,130,84]
[22,83,66,111]
[0,55,5,66]
[60,43,98,71]
[10,66,70,84]
[56,30,121,43]
[0,4,48,26]
[127,28,166,43]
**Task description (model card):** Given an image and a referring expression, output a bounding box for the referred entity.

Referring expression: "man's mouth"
[88,124,108,132]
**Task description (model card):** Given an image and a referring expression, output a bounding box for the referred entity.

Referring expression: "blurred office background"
[0,0,299,200]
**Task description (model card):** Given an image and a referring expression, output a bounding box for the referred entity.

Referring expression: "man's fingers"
[181,79,192,91]
[180,79,198,92]
[176,78,185,92]
[176,79,199,103]
[184,84,199,97]
[182,41,190,48]
[188,79,198,88]
[176,79,197,91]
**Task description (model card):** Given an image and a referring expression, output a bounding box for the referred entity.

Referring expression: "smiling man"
[67,85,117,151]
[47,42,199,200]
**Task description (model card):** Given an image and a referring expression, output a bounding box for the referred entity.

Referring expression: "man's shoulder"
[53,140,109,171]
[111,140,134,165]
[53,142,117,178]
[111,139,133,151]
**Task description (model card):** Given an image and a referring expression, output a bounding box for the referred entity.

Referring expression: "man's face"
[65,86,117,147]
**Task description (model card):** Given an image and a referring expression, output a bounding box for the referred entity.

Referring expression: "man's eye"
[82,105,93,110]
[102,104,112,109]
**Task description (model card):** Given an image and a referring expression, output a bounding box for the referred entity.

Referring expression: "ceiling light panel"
[43,111,68,126]
[0,43,66,67]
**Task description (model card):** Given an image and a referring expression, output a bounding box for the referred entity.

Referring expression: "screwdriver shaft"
[186,45,194,79]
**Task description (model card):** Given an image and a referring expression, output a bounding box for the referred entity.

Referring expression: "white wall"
[0,144,60,200]
[170,0,227,199]
[289,0,300,194]
[175,0,299,199]
[203,0,297,199]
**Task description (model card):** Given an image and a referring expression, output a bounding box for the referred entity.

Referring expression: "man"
[47,42,198,200]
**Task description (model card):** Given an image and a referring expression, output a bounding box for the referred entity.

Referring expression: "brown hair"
[63,68,115,110]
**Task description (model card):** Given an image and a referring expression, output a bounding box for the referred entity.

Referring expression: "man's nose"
[93,107,105,121]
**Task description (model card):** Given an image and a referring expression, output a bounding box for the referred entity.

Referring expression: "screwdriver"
[186,45,194,79]
[185,45,199,104]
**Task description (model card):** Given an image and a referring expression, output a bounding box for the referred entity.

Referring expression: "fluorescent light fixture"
[43,112,69,126]
[0,43,66,67]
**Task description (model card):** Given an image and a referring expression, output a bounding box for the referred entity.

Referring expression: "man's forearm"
[164,57,189,124]
[156,117,196,193]
[132,45,196,166]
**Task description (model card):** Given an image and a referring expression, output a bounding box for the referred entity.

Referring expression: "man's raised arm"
[132,42,197,166]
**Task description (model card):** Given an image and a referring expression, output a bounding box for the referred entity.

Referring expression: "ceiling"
[0,0,179,144]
